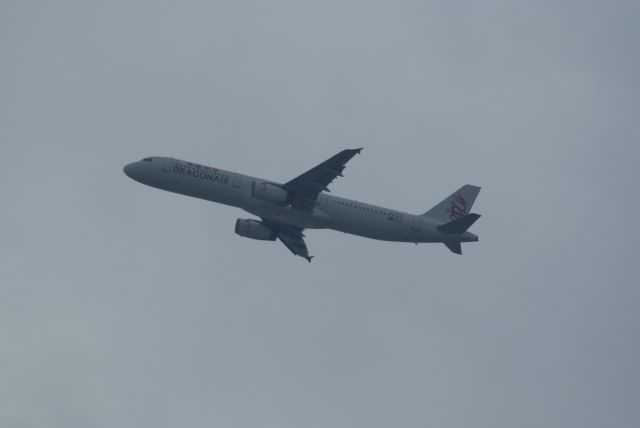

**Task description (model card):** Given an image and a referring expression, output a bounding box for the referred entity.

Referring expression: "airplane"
[123,149,481,261]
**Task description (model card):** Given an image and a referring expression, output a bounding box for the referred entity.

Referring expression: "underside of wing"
[285,148,363,211]
[262,219,313,262]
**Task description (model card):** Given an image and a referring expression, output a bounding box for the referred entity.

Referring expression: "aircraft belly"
[245,201,330,229]
[339,222,440,242]
[327,211,404,241]
[322,204,444,243]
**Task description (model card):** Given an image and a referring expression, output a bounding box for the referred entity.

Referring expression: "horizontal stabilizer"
[437,213,481,235]
[443,241,462,255]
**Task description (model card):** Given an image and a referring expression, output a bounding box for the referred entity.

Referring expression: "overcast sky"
[1,1,639,427]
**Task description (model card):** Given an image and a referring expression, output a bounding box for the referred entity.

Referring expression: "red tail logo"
[447,193,468,220]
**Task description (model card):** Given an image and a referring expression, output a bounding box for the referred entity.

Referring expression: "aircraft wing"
[262,219,313,262]
[284,148,363,211]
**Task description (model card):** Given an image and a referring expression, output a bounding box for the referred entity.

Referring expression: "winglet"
[355,147,364,154]
[305,256,314,263]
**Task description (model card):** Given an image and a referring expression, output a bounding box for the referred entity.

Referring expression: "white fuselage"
[124,157,476,244]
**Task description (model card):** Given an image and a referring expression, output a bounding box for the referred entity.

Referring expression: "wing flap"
[277,231,313,262]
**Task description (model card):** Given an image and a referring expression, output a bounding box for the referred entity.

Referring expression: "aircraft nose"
[123,162,139,179]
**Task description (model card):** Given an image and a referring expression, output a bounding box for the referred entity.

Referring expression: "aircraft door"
[162,157,175,173]
[411,215,422,232]
[232,174,242,188]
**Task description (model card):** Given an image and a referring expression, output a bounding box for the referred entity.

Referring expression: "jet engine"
[235,219,277,241]
[252,182,289,204]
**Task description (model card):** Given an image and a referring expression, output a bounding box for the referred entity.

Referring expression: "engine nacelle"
[252,182,289,204]
[235,219,277,241]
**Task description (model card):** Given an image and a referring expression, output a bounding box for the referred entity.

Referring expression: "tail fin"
[423,185,481,222]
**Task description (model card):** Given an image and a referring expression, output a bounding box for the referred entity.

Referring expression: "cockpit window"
[142,157,153,162]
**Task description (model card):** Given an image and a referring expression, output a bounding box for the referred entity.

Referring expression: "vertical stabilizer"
[423,185,481,223]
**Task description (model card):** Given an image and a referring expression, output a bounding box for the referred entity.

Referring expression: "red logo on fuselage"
[447,193,468,220]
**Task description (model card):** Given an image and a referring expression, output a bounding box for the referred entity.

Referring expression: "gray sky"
[1,1,639,427]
